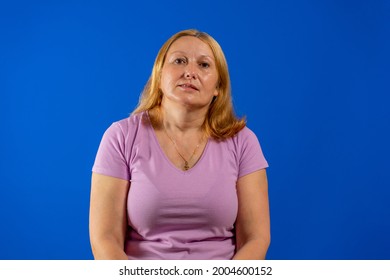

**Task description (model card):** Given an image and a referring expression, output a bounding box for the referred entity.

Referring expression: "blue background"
[1,0,389,260]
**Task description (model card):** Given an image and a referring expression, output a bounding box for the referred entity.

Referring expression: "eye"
[199,62,210,68]
[173,57,186,64]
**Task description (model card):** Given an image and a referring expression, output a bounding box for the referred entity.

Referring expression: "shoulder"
[236,126,257,138]
[233,126,269,175]
[106,111,150,137]
[231,126,260,146]
[95,111,150,163]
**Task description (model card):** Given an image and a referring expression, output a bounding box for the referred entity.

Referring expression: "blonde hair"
[132,29,246,140]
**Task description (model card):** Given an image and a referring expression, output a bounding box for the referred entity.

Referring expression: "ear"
[214,84,219,97]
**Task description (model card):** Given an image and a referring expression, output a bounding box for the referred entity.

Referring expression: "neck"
[156,100,207,134]
[148,101,208,171]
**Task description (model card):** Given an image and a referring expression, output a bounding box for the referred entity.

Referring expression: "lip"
[178,83,199,91]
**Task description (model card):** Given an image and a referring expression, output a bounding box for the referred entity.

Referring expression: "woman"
[89,29,270,259]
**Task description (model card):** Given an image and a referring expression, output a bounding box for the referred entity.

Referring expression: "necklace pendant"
[183,161,189,171]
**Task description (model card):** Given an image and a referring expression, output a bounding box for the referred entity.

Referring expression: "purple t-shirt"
[92,111,268,259]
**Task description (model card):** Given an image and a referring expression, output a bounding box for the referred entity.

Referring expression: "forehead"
[167,36,215,59]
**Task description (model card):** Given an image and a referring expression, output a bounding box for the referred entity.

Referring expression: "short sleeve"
[237,127,268,178]
[92,122,130,181]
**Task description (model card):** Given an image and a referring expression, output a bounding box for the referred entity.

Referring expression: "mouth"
[179,83,199,91]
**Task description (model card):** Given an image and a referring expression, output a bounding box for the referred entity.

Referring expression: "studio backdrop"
[1,0,389,259]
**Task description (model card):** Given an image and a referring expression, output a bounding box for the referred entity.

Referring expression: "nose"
[184,63,198,79]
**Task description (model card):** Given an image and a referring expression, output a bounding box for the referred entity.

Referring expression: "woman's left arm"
[232,169,270,260]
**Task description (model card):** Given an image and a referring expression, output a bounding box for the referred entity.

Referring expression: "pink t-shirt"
[92,111,268,259]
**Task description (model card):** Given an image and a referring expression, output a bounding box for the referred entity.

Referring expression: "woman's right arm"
[89,173,130,259]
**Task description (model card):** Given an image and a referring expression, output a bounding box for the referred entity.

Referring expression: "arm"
[232,169,270,260]
[89,173,130,259]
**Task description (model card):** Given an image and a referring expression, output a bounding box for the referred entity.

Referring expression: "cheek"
[204,75,219,93]
[160,72,172,91]
[161,68,179,88]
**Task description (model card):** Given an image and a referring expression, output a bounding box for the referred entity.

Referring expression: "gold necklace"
[162,124,204,171]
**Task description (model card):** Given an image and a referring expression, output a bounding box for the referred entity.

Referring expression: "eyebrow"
[169,51,215,61]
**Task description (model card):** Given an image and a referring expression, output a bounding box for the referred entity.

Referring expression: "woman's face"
[160,36,219,110]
